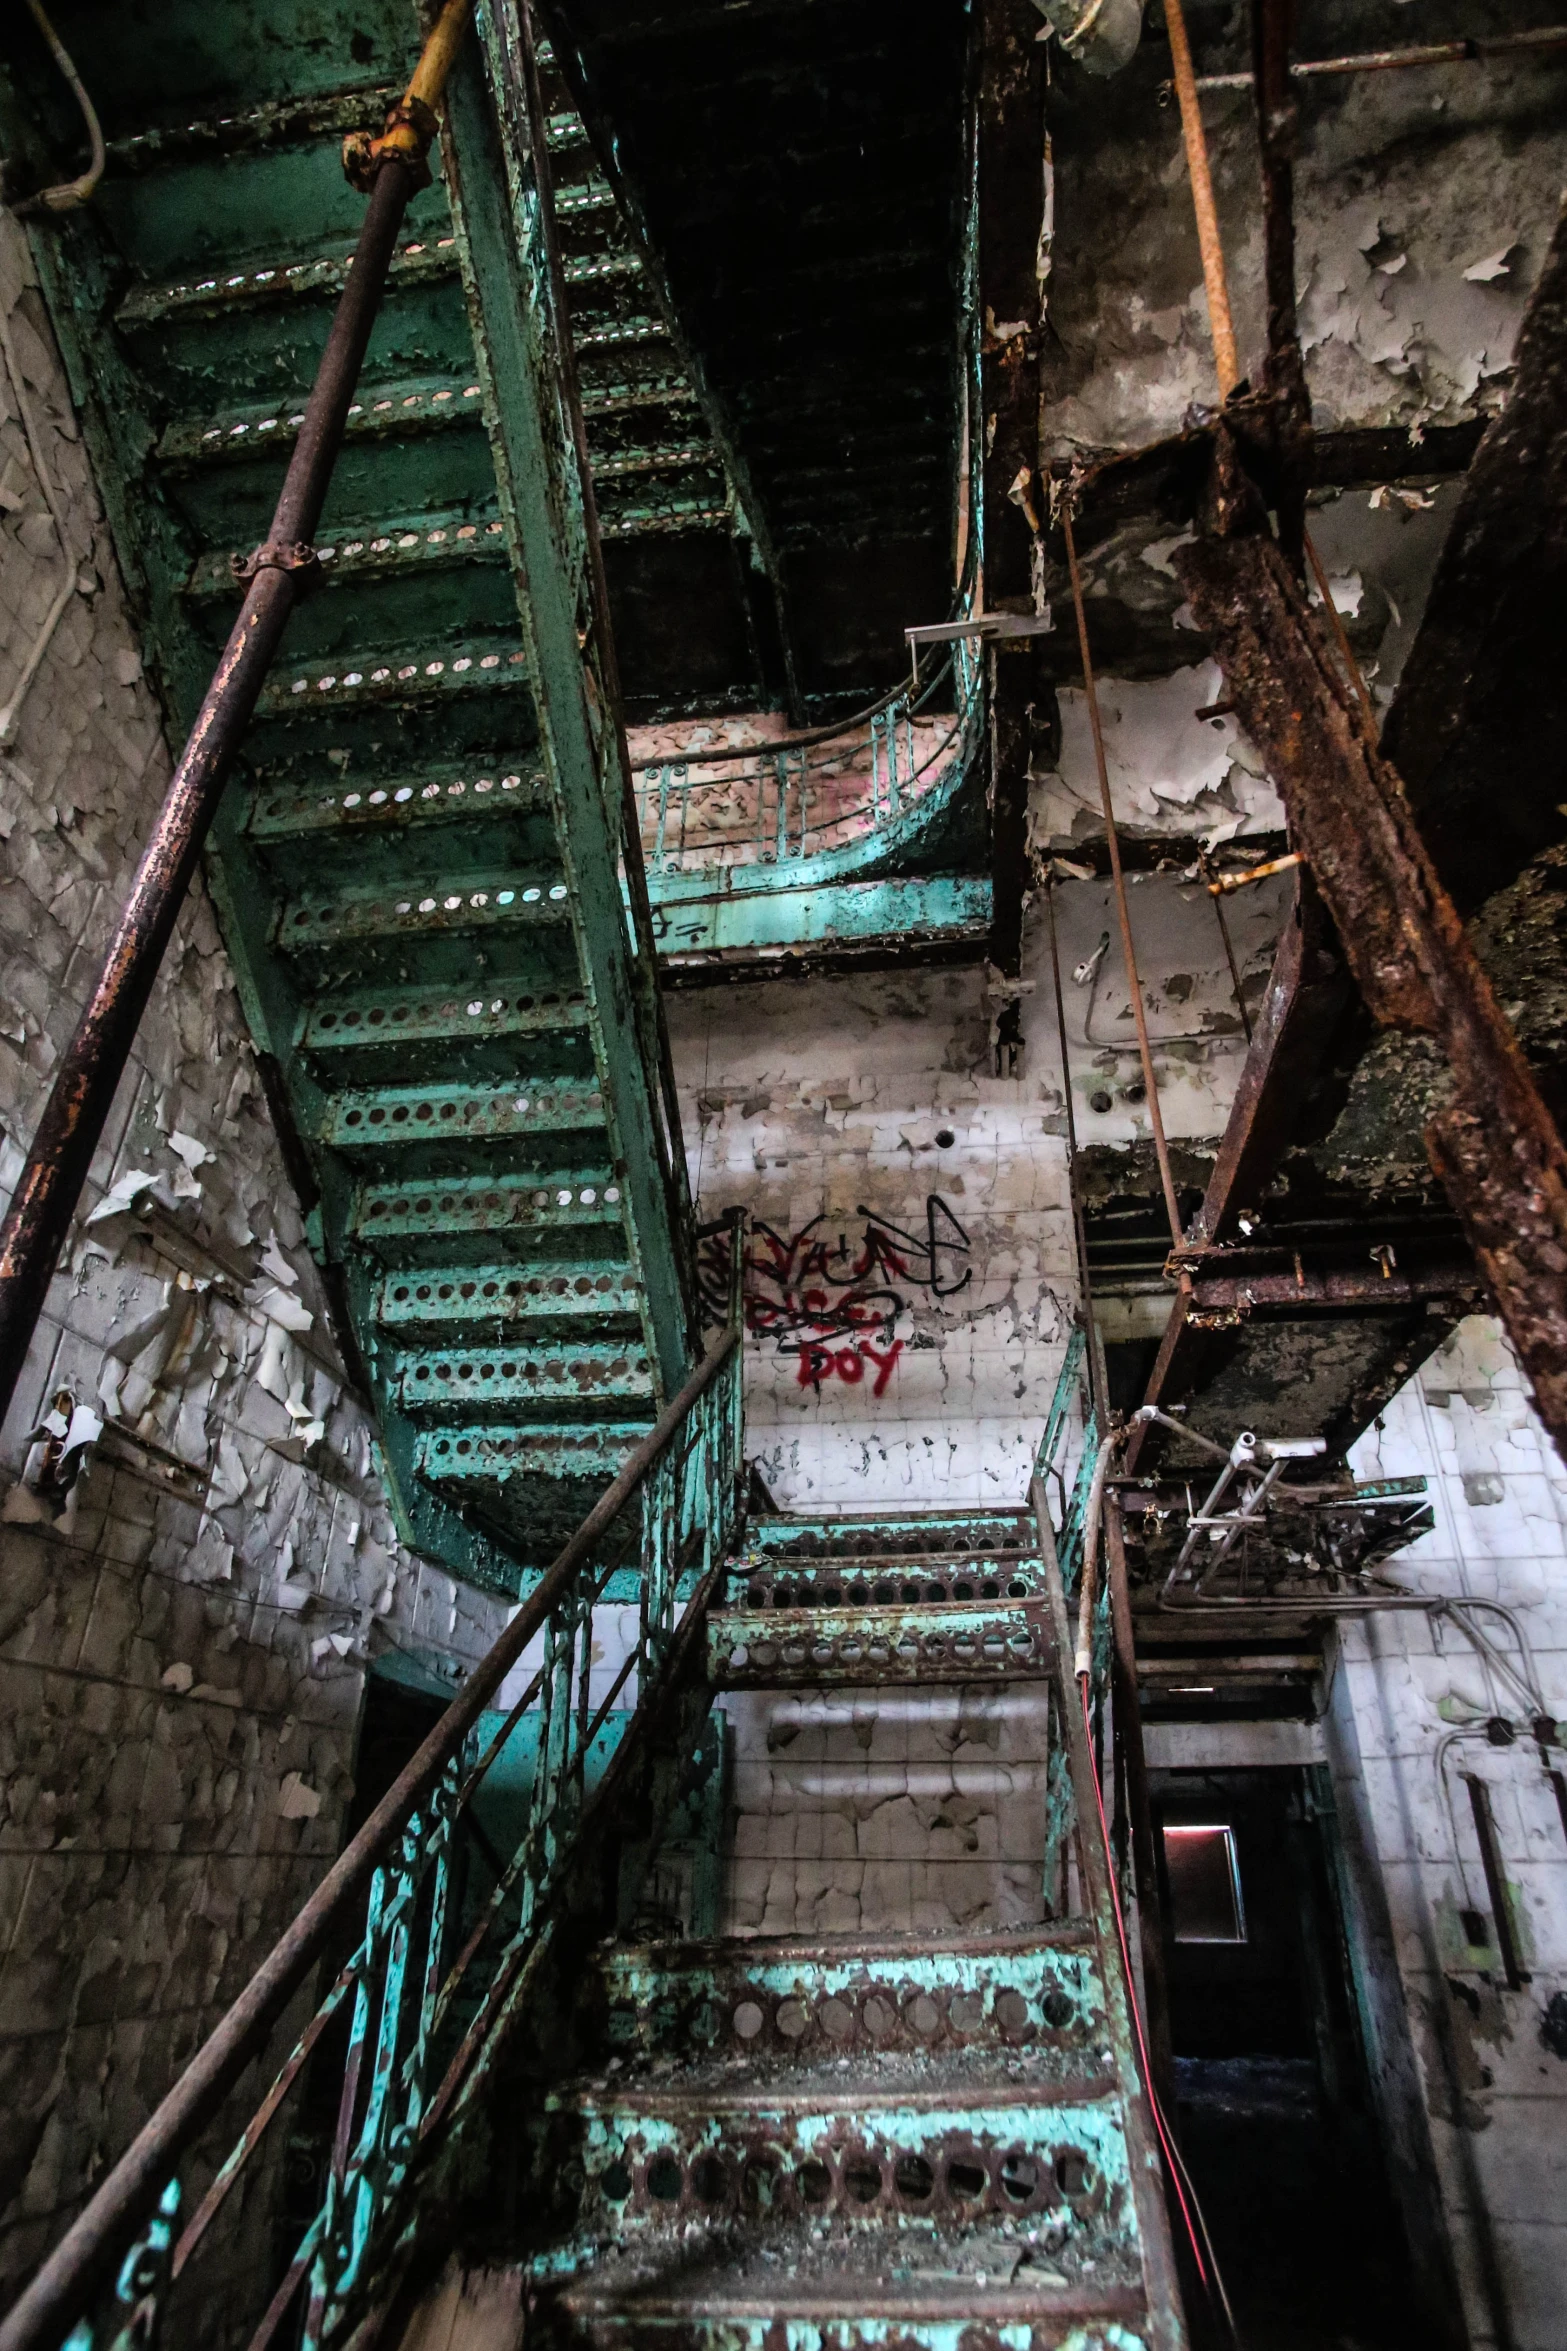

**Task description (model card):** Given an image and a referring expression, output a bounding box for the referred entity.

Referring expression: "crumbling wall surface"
[670,962,1070,1509]
[667,875,1277,1508]
[724,1686,1052,1939]
[1332,1318,1567,2351]
[0,215,506,2307]
[1042,29,1567,459]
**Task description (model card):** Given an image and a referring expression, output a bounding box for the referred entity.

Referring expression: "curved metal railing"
[633,633,985,880]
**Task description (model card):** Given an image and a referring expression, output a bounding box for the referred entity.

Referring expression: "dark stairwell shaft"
[0,0,473,1431]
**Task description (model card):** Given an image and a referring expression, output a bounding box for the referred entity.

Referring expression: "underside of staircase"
[0,9,1186,2350]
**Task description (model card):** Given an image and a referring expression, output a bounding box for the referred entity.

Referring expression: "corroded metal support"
[1125,868,1349,1472]
[1381,196,1567,913]
[1174,437,1567,1459]
[1249,0,1308,564]
[0,5,473,1434]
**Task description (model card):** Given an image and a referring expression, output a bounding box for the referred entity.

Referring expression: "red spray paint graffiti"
[695,1198,971,1394]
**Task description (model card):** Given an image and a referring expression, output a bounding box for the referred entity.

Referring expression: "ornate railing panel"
[633,635,985,885]
[20,1295,745,2351]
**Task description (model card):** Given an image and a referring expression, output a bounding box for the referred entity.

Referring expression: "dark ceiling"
[547,0,973,710]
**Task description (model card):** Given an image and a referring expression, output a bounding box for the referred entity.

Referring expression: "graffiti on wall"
[697,1197,971,1394]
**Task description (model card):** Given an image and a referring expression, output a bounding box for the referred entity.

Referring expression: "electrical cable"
[1061,504,1186,1252]
[1077,1672,1242,2339]
[14,0,105,215]
[1046,875,1107,1425]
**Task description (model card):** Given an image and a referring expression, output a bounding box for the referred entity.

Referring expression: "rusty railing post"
[0,0,473,1433]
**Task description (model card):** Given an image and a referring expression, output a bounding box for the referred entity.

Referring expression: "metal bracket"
[229,539,323,594]
[342,97,439,195]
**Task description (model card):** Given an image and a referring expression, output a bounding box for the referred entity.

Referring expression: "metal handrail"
[636,635,984,875]
[1,1316,744,2351]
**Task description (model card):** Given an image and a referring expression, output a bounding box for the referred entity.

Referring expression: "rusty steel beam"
[1381,196,1567,914]
[1177,1251,1480,1316]
[1173,435,1567,1460]
[1250,0,1308,565]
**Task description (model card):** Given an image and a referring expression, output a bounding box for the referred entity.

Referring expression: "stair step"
[596,1927,1103,2067]
[417,1419,649,1495]
[527,2083,1137,2265]
[729,1556,1049,1603]
[184,508,508,601]
[394,1341,654,1421]
[541,2284,1147,2351]
[597,490,731,539]
[747,1513,1037,1562]
[375,1260,640,1341]
[581,375,702,419]
[257,640,530,721]
[108,82,402,175]
[300,980,590,1084]
[155,373,486,469]
[709,1601,1051,1688]
[274,872,570,965]
[322,1077,608,1164]
[115,232,457,330]
[355,1169,617,1258]
[246,766,553,885]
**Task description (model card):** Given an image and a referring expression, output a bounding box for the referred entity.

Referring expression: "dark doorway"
[1152,1765,1422,2351]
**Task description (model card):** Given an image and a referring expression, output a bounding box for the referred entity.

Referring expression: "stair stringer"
[440,17,692,1404]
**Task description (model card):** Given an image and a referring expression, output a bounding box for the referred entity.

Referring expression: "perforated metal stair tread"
[26,6,697,1592]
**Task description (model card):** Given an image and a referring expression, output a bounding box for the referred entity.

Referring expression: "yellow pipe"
[1162,0,1240,399]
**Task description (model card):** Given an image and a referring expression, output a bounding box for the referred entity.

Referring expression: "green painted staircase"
[8,0,731,1593]
[385,1503,1184,2351]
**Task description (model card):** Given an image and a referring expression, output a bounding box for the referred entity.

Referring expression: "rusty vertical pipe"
[1163,0,1240,398]
[0,14,472,1431]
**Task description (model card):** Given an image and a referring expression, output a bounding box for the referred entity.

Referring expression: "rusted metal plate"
[1176,454,1567,1457]
[527,2085,1137,2267]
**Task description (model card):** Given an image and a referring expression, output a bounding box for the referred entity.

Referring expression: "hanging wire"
[1060,501,1186,1252]
[14,0,105,214]
[1078,1674,1243,2341]
[1047,875,1107,1425]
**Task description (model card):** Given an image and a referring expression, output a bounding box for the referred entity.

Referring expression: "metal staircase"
[502,1498,1183,2351]
[9,0,723,1594]
[0,11,1184,2351]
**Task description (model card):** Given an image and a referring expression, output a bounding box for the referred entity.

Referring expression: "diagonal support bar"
[1174,445,1567,1459]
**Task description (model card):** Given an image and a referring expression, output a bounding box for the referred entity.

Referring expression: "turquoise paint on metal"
[649,874,992,960]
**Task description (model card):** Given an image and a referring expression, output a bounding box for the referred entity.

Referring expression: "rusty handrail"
[0,1318,739,2351]
[0,0,473,1438]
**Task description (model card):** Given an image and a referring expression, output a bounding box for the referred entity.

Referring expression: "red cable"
[1079,1674,1211,2289]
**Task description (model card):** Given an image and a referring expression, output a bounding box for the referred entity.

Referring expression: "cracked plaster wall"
[667,873,1280,1509]
[1044,23,1567,459]
[0,213,505,2321]
[1327,1318,1567,2351]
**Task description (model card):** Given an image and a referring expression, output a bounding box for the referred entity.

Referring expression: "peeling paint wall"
[668,872,1276,1509]
[1331,1318,1567,2351]
[724,1686,1053,1939]
[1044,34,1567,458]
[0,214,503,2309]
